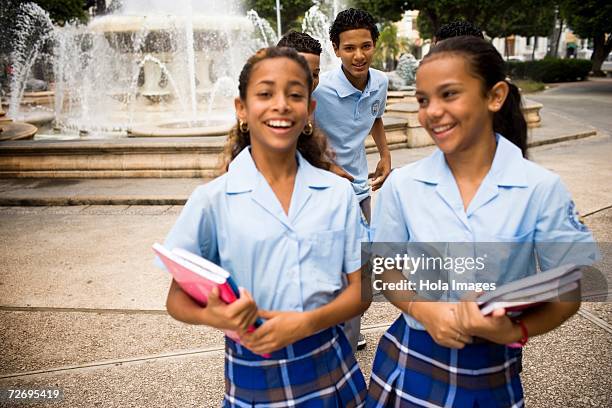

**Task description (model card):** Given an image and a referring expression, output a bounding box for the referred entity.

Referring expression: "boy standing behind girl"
[277,8,390,353]
[314,8,391,222]
[313,8,391,352]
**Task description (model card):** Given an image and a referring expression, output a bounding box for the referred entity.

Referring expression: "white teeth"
[267,120,292,128]
[432,124,454,133]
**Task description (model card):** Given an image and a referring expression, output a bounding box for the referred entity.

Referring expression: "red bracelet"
[507,319,528,348]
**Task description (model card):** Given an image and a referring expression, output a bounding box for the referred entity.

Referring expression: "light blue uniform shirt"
[372,135,599,330]
[161,148,366,312]
[313,66,389,202]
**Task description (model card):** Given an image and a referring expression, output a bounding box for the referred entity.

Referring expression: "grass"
[514,79,547,93]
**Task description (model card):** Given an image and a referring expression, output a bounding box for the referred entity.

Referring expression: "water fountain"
[302,1,340,73]
[0,0,278,177]
[55,0,257,138]
[0,0,443,177]
[3,0,272,140]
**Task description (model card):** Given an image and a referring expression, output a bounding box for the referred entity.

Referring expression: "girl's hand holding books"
[455,300,522,345]
[205,286,259,336]
[241,310,312,355]
[412,302,473,349]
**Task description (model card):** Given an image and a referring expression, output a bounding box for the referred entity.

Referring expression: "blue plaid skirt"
[224,326,367,407]
[366,316,524,408]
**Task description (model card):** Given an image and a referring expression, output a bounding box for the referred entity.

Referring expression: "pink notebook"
[153,243,238,306]
[153,243,265,352]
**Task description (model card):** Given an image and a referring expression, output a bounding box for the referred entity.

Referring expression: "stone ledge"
[0,137,226,178]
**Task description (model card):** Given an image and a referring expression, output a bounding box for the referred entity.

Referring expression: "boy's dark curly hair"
[277,30,322,55]
[434,21,484,43]
[329,8,379,47]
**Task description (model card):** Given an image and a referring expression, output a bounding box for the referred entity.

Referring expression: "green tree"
[560,0,612,75]
[244,0,313,34]
[372,23,400,70]
[353,0,554,43]
[487,0,555,58]
[33,0,87,24]
[352,0,409,23]
[354,0,510,38]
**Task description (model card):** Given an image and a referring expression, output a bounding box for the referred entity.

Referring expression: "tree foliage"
[352,0,410,23]
[353,0,555,40]
[487,0,555,39]
[32,0,87,24]
[372,22,402,70]
[244,0,313,34]
[560,0,612,74]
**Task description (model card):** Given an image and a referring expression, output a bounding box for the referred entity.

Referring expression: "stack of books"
[153,243,263,339]
[478,263,582,316]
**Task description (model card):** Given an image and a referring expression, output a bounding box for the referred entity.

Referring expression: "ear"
[333,42,340,58]
[487,81,509,113]
[234,97,246,122]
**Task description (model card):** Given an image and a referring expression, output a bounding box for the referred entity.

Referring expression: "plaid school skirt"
[224,326,367,407]
[366,316,524,408]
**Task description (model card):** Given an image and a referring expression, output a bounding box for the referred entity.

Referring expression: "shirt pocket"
[305,229,345,287]
[482,229,536,284]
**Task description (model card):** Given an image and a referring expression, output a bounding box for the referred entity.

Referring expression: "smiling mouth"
[265,119,294,129]
[431,123,456,135]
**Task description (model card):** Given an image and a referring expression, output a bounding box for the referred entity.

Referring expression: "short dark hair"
[329,8,379,47]
[434,21,484,42]
[277,30,322,55]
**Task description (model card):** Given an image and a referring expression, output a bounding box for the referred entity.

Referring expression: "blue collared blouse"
[160,148,367,312]
[372,134,599,329]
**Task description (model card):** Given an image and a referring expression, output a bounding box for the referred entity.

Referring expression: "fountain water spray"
[246,10,279,50]
[7,2,55,119]
[302,1,342,73]
[9,0,267,138]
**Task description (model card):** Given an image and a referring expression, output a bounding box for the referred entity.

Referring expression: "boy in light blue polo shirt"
[313,8,391,352]
[313,8,391,223]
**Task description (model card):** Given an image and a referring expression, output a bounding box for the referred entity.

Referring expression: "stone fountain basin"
[128,119,234,137]
[89,14,251,33]
[0,122,38,141]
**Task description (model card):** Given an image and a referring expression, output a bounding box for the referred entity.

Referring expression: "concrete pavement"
[0,80,611,407]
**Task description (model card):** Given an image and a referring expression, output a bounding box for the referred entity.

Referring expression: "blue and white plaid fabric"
[366,316,524,408]
[224,326,367,407]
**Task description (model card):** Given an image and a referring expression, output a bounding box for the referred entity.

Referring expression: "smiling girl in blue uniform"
[162,47,369,407]
[366,37,598,407]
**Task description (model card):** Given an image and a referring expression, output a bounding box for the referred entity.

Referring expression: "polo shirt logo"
[371,100,381,117]
[567,200,588,231]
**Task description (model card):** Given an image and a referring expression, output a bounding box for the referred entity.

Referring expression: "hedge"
[505,58,591,83]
